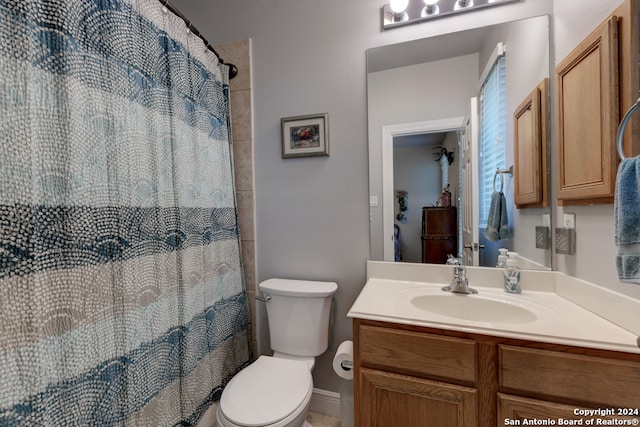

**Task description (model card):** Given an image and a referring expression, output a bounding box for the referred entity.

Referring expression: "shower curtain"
[0,0,251,425]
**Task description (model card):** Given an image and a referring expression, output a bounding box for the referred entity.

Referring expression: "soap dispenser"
[503,254,521,294]
[496,248,508,268]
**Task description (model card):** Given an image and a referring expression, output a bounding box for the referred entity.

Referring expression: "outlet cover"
[563,213,576,229]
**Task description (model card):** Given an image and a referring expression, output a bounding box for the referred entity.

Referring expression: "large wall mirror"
[367,15,552,271]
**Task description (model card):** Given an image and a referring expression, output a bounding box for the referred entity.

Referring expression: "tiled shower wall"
[214,39,257,355]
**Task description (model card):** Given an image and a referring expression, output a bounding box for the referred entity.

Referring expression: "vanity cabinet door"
[498,393,583,424]
[498,393,639,425]
[359,368,477,427]
[555,16,619,205]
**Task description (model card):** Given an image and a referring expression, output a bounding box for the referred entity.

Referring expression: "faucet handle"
[446,254,462,265]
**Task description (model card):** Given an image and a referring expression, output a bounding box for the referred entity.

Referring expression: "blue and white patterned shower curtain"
[0,0,252,425]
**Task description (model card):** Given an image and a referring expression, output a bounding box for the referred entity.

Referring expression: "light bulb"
[390,0,409,14]
[422,0,439,15]
[455,0,473,8]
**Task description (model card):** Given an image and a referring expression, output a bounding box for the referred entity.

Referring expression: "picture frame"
[281,113,330,158]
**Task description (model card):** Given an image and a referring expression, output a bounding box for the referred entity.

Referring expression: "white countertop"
[348,262,640,354]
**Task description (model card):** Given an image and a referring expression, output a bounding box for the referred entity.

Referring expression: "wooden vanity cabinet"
[353,319,640,427]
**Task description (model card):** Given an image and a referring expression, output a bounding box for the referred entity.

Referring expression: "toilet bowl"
[216,278,337,427]
[216,356,313,427]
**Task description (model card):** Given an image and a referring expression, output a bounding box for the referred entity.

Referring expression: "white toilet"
[217,278,338,427]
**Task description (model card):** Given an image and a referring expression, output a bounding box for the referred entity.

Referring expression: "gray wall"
[176,0,640,395]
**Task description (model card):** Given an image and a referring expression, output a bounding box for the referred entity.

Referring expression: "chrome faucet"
[442,256,478,295]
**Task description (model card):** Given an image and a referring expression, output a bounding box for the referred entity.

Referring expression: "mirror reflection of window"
[478,55,506,228]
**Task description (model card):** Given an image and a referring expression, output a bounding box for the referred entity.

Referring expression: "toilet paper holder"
[255,294,271,303]
[333,340,354,381]
[340,360,353,371]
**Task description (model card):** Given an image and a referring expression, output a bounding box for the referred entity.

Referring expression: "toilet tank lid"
[259,278,337,297]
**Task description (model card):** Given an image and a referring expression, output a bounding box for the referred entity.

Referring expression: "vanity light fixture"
[382,0,521,30]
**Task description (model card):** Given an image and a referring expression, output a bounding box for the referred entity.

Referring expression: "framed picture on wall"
[281,113,330,158]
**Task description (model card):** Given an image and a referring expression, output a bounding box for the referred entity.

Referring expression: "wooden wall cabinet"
[615,0,640,160]
[514,78,549,208]
[552,0,639,205]
[555,16,619,205]
[353,319,640,427]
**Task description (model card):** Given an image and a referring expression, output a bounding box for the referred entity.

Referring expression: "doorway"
[381,117,465,261]
[392,132,458,262]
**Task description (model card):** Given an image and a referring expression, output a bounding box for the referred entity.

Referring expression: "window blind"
[478,55,506,228]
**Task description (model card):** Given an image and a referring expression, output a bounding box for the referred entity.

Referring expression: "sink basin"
[410,293,538,324]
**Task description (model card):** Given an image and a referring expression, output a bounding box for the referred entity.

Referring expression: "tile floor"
[305,411,341,427]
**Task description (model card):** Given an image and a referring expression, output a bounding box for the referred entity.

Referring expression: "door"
[461,97,479,266]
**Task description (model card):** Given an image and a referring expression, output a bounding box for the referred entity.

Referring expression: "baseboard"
[309,388,341,418]
[198,388,341,426]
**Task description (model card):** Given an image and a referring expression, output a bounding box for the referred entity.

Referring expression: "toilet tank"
[259,279,338,357]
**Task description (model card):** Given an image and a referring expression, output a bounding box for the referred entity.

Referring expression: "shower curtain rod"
[160,0,238,80]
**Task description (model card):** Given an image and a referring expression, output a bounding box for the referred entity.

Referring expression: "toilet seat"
[219,356,313,427]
